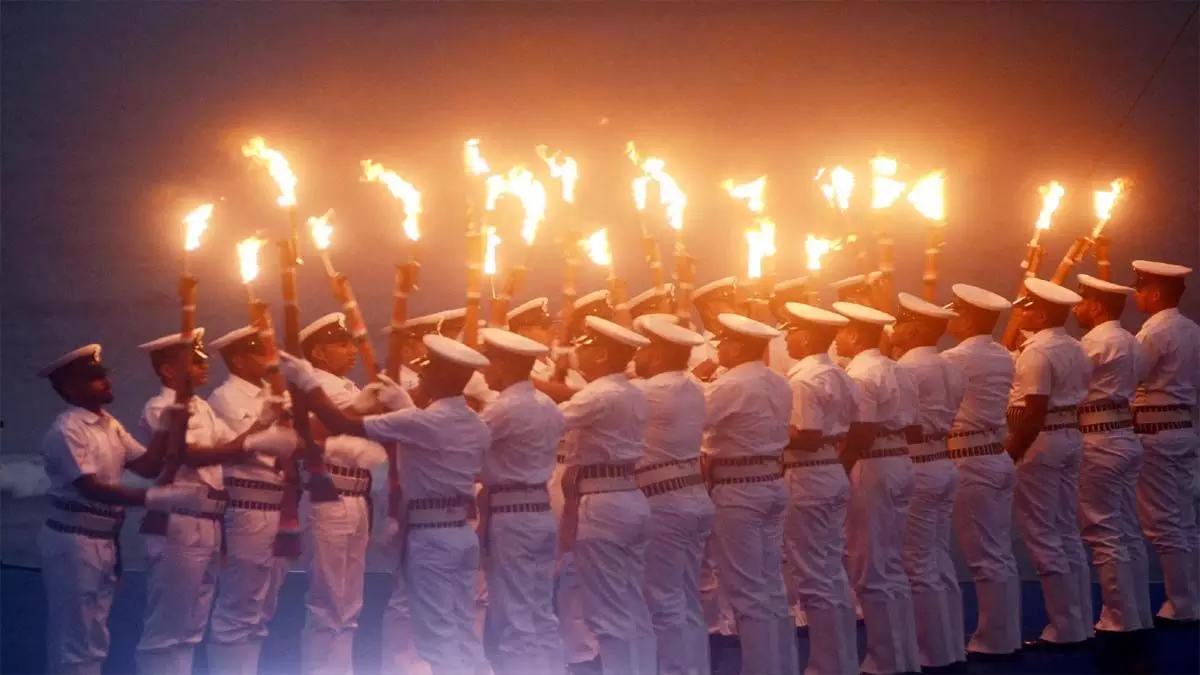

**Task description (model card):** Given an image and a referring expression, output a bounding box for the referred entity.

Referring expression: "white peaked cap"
[832,302,896,326]
[506,297,549,320]
[773,277,810,293]
[1024,278,1082,306]
[951,283,1011,312]
[629,283,674,307]
[633,313,681,332]
[209,326,258,350]
[1133,260,1192,278]
[422,334,489,369]
[829,274,867,290]
[898,292,958,320]
[480,327,549,358]
[574,289,610,309]
[693,276,737,299]
[1077,274,1135,296]
[299,313,345,342]
[717,313,781,340]
[438,307,468,321]
[584,315,651,348]
[784,302,849,328]
[638,316,706,346]
[39,344,102,378]
[138,327,206,351]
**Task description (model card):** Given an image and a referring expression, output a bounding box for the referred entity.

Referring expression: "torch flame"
[242,137,297,208]
[632,175,651,212]
[464,138,490,177]
[582,228,612,268]
[483,226,501,276]
[805,235,847,272]
[1093,179,1126,227]
[237,236,265,284]
[816,166,855,211]
[307,209,335,252]
[629,144,688,231]
[535,145,579,204]
[361,160,422,241]
[504,166,547,246]
[870,155,907,209]
[1035,181,1066,232]
[907,171,946,222]
[745,229,768,279]
[723,176,767,214]
[182,204,214,252]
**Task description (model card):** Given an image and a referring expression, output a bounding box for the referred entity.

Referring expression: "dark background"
[3,2,1198,457]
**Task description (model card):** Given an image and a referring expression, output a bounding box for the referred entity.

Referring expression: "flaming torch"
[1002,180,1067,349]
[725,176,776,304]
[582,228,630,327]
[804,234,849,305]
[869,156,907,309]
[491,166,546,324]
[627,142,673,295]
[463,139,493,348]
[817,166,867,274]
[1048,179,1126,284]
[535,145,588,342]
[907,171,948,303]
[307,210,380,378]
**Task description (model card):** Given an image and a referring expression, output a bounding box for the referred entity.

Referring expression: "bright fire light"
[907,171,947,222]
[1093,179,1126,226]
[242,137,297,208]
[464,138,490,177]
[535,145,579,204]
[805,234,846,271]
[724,176,766,214]
[361,160,422,241]
[237,236,265,284]
[816,166,855,211]
[871,156,907,209]
[308,209,335,251]
[1035,181,1066,232]
[504,166,547,245]
[483,226,501,276]
[182,204,214,252]
[582,228,612,268]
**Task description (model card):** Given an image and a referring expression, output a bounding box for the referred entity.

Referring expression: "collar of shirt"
[724,359,769,379]
[646,369,690,386]
[898,345,939,363]
[1084,319,1123,339]
[496,379,535,400]
[223,374,265,399]
[787,352,833,379]
[957,334,998,351]
[589,372,630,388]
[157,386,200,412]
[66,405,108,426]
[847,348,883,371]
[1142,307,1181,331]
[426,395,470,414]
[1025,326,1068,349]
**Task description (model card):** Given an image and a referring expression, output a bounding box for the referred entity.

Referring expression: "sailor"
[205,326,292,675]
[779,303,860,675]
[832,301,921,675]
[280,334,491,673]
[1130,260,1199,627]
[628,283,675,323]
[1006,278,1094,649]
[702,313,797,675]
[940,284,1022,660]
[507,297,586,390]
[891,293,967,671]
[38,344,208,675]
[688,277,739,381]
[476,327,566,675]
[432,307,496,409]
[630,316,715,675]
[765,277,810,378]
[557,316,657,674]
[296,313,389,675]
[135,329,299,675]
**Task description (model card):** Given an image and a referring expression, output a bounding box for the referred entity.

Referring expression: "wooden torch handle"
[329,274,380,381]
[921,224,945,303]
[1094,235,1111,281]
[1000,243,1046,350]
[673,250,695,329]
[642,235,666,291]
[464,231,485,348]
[386,262,420,381]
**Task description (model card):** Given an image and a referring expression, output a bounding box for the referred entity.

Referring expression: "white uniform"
[138,389,237,675]
[364,395,489,673]
[783,355,860,675]
[897,348,966,667]
[844,349,921,675]
[41,407,145,675]
[703,361,797,675]
[941,335,1021,655]
[767,334,796,378]
[633,371,714,675]
[1008,326,1094,643]
[1077,320,1150,632]
[205,375,290,674]
[303,369,375,675]
[479,381,565,675]
[560,373,657,675]
[1134,307,1200,622]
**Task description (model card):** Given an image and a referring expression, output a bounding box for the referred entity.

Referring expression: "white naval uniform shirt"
[941,336,1015,433]
[465,370,499,406]
[768,334,797,378]
[786,353,859,437]
[687,331,719,371]
[559,373,648,466]
[43,406,147,506]
[702,361,792,459]
[1007,327,1092,410]
[1134,308,1200,409]
[633,370,708,466]
[208,375,278,483]
[364,396,488,499]
[311,368,388,469]
[898,346,966,435]
[140,387,237,490]
[480,381,565,486]
[531,357,588,390]
[1080,320,1146,406]
[844,349,906,430]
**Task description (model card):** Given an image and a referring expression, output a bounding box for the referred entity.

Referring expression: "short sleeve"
[789,377,825,431]
[1014,348,1053,397]
[139,398,167,443]
[559,387,606,430]
[850,372,880,423]
[1136,328,1162,378]
[113,420,147,463]
[43,422,96,482]
[703,378,737,429]
[210,411,239,446]
[363,407,434,449]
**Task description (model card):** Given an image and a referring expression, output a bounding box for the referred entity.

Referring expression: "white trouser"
[484,510,563,675]
[1014,430,1090,643]
[644,487,715,675]
[902,459,963,668]
[1078,431,1148,632]
[405,525,487,674]
[711,480,796,675]
[951,454,1021,655]
[1137,428,1200,621]
[40,528,118,675]
[382,550,426,675]
[847,456,920,675]
[549,462,598,663]
[574,489,657,675]
[208,508,290,675]
[700,540,738,636]
[302,495,370,675]
[137,514,221,675]
[784,466,857,675]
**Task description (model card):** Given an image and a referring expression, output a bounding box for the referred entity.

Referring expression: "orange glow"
[745,229,769,279]
[237,236,265,284]
[907,171,946,222]
[582,228,612,268]
[535,145,579,204]
[1035,181,1066,232]
[242,137,297,208]
[483,226,501,276]
[361,160,421,241]
[628,143,687,230]
[805,234,847,271]
[182,204,214,252]
[464,138,490,176]
[1093,179,1126,229]
[870,155,907,209]
[816,166,855,211]
[307,209,335,251]
[504,166,547,245]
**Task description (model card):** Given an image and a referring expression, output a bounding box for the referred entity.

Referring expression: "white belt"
[1045,408,1080,428]
[872,432,909,452]
[578,475,638,495]
[306,463,371,496]
[488,487,551,509]
[909,438,948,459]
[782,445,840,470]
[407,504,470,526]
[1133,407,1193,426]
[636,459,700,488]
[48,500,125,537]
[947,427,1005,451]
[225,477,285,507]
[711,461,781,482]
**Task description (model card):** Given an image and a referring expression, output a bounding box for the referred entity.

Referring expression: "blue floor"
[2,565,1196,674]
